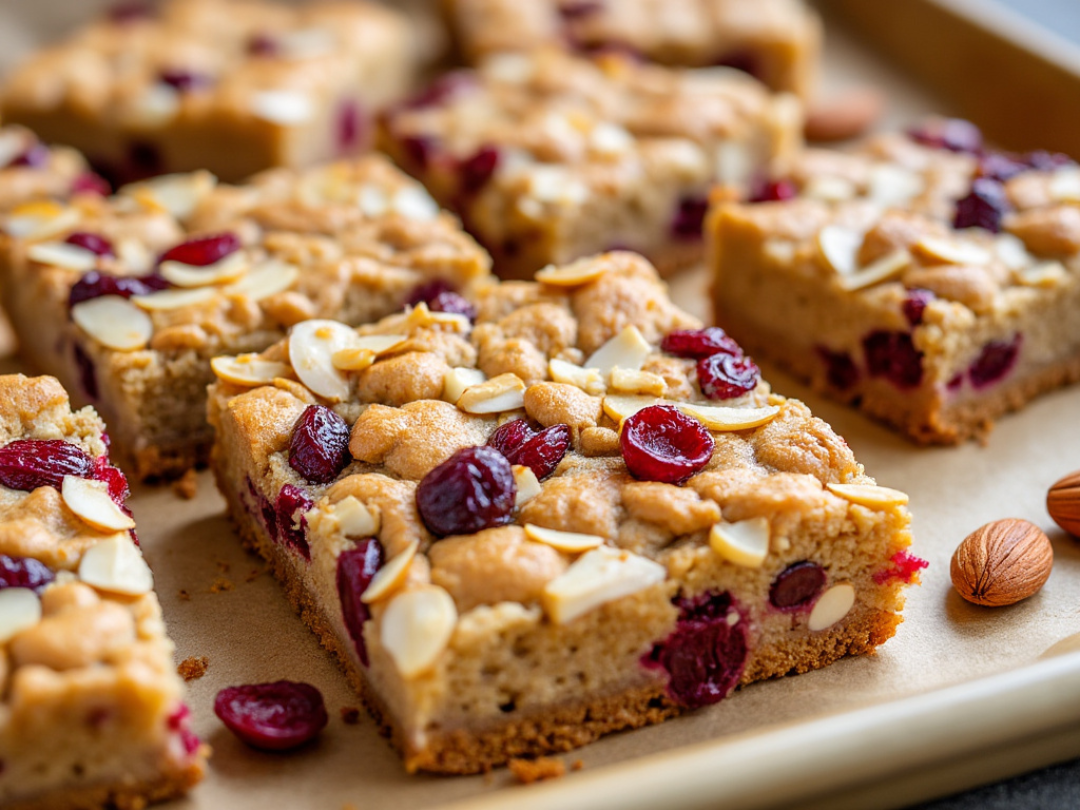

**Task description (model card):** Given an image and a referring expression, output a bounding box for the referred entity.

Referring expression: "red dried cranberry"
[907,118,983,154]
[748,177,797,203]
[661,327,742,360]
[697,353,760,400]
[288,405,351,485]
[336,538,384,666]
[416,446,516,537]
[68,270,170,308]
[954,177,1009,232]
[815,346,860,391]
[107,1,153,23]
[901,289,935,327]
[335,99,365,153]
[862,330,924,389]
[11,144,49,169]
[621,405,714,485]
[459,145,499,194]
[487,420,571,480]
[275,484,313,560]
[0,554,55,594]
[873,550,929,586]
[558,0,604,19]
[65,232,115,258]
[71,172,111,196]
[712,49,762,80]
[968,334,1021,389]
[93,455,130,506]
[947,372,965,392]
[399,134,439,172]
[977,151,1029,183]
[214,681,328,751]
[404,280,477,322]
[158,69,212,93]
[642,591,749,709]
[167,704,202,756]
[158,233,241,267]
[248,33,279,56]
[670,195,709,240]
[0,439,94,492]
[769,561,826,610]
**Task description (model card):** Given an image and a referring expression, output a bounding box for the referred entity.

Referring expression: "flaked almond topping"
[159,251,248,287]
[443,367,487,405]
[331,496,380,538]
[356,185,388,217]
[817,225,863,275]
[526,165,588,206]
[331,348,376,372]
[26,241,98,271]
[994,233,1032,270]
[837,249,912,291]
[513,466,542,507]
[368,302,470,336]
[676,402,781,431]
[250,90,315,125]
[361,539,418,604]
[602,394,663,425]
[826,482,909,508]
[78,534,154,596]
[288,319,359,401]
[223,259,300,301]
[803,175,857,202]
[867,164,925,206]
[542,546,665,625]
[457,372,526,414]
[72,296,153,351]
[211,354,291,387]
[1049,167,1080,203]
[714,140,753,186]
[709,517,770,568]
[549,358,606,395]
[5,201,80,240]
[132,286,217,311]
[585,325,651,375]
[62,476,136,532]
[609,367,666,396]
[276,27,335,59]
[808,583,856,631]
[380,586,457,678]
[390,187,439,221]
[123,84,180,127]
[0,587,42,644]
[590,122,634,156]
[524,524,604,554]
[912,235,992,266]
[121,171,216,220]
[536,257,608,287]
[1015,260,1068,287]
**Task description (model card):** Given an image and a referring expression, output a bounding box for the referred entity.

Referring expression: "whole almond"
[950,518,1053,607]
[1047,471,1080,537]
[804,88,884,142]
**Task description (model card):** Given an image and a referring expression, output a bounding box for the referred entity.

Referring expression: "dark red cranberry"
[93,455,130,506]
[214,681,328,751]
[642,591,749,709]
[968,334,1021,389]
[158,69,212,93]
[399,134,438,172]
[11,144,49,169]
[712,49,762,81]
[459,145,500,194]
[68,270,170,309]
[862,330,924,389]
[158,233,241,266]
[487,420,571,480]
[901,289,935,327]
[416,446,516,537]
[336,538,384,666]
[697,353,760,400]
[621,405,714,485]
[107,1,153,23]
[404,280,477,322]
[73,344,99,401]
[815,347,860,391]
[71,172,111,196]
[167,704,202,756]
[0,554,55,593]
[977,151,1029,183]
[769,561,826,611]
[288,405,351,485]
[670,195,709,240]
[335,99,365,153]
[275,484,313,560]
[954,177,1009,232]
[907,118,983,154]
[947,372,965,392]
[661,327,742,360]
[247,33,279,56]
[558,0,604,19]
[65,232,115,258]
[0,439,94,492]
[748,177,797,203]
[873,550,929,586]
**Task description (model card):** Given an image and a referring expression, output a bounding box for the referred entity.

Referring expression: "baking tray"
[3,2,1080,808]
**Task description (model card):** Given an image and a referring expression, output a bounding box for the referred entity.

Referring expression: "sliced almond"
[585,325,652,376]
[288,319,359,401]
[803,175,856,203]
[211,354,290,387]
[250,90,315,126]
[390,187,439,222]
[912,235,992,266]
[808,583,856,631]
[331,496,380,538]
[26,241,98,271]
[0,587,42,644]
[867,164,925,207]
[524,524,604,554]
[361,540,419,604]
[994,233,1033,271]
[4,202,80,240]
[222,259,300,301]
[826,482,909,508]
[443,367,487,405]
[536,257,608,287]
[837,249,912,291]
[331,335,407,371]
[709,517,770,567]
[609,367,666,396]
[72,296,153,351]
[1049,167,1080,203]
[457,373,526,414]
[1016,260,1068,287]
[549,358,606,395]
[159,251,248,287]
[121,171,216,220]
[542,546,666,625]
[817,225,863,275]
[714,140,753,186]
[676,402,780,431]
[513,466,542,508]
[78,534,154,596]
[131,286,217,311]
[380,585,457,678]
[62,476,136,532]
[602,394,663,425]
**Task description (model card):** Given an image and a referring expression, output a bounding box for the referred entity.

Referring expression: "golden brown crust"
[5,758,207,810]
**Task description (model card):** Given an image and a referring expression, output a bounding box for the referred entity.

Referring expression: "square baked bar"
[0,374,206,809]
[444,0,821,100]
[1,0,414,184]
[379,49,802,279]
[208,251,920,773]
[709,120,1080,443]
[0,157,490,479]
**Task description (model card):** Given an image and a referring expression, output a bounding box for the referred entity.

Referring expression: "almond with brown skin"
[1047,471,1080,537]
[950,519,1053,607]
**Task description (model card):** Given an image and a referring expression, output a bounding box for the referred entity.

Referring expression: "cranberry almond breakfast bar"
[709,120,1080,443]
[0,0,415,184]
[0,157,490,479]
[207,251,921,773]
[380,49,802,279]
[0,374,206,809]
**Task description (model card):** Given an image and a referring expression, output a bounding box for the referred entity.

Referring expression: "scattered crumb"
[177,656,209,681]
[508,757,566,784]
[245,568,262,583]
[177,589,191,602]
[216,560,232,574]
[340,706,362,725]
[571,759,584,771]
[209,577,234,593]
[172,469,198,500]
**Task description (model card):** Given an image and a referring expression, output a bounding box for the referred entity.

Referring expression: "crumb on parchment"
[178,656,209,681]
[172,468,198,500]
[508,756,566,784]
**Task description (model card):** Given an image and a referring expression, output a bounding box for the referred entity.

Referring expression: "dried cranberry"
[399,134,438,172]
[968,334,1021,389]
[770,561,826,610]
[158,233,241,267]
[661,327,742,360]
[65,232,115,258]
[404,280,477,322]
[907,118,983,154]
[158,69,212,93]
[954,177,1009,232]
[1025,150,1074,172]
[487,420,570,480]
[288,405,351,485]
[214,681,328,751]
[748,178,797,203]
[670,195,709,240]
[405,279,454,307]
[815,347,860,391]
[697,353,760,400]
[275,484,313,560]
[0,440,94,492]
[93,455,130,505]
[459,145,499,194]
[416,446,516,537]
[621,405,714,485]
[977,151,1029,183]
[642,591,749,709]
[873,550,929,586]
[901,289,935,327]
[68,270,170,308]
[167,704,202,756]
[11,144,49,169]
[107,1,153,23]
[337,538,384,666]
[712,49,762,80]
[0,554,55,594]
[335,99,365,153]
[947,372,965,392]
[558,0,604,19]
[71,172,111,196]
[247,33,279,56]
[862,330,924,389]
